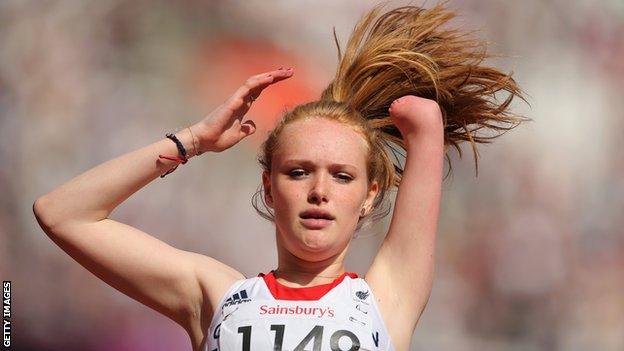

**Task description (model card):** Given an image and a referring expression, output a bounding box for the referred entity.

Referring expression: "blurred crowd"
[1,0,622,350]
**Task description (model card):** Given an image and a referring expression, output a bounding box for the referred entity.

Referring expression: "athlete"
[33,4,526,351]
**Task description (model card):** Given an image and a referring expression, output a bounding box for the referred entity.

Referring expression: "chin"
[300,235,330,252]
[296,234,344,261]
[294,247,337,263]
[277,222,348,262]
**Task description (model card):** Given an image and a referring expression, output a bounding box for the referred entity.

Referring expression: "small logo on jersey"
[223,289,251,307]
[355,290,369,300]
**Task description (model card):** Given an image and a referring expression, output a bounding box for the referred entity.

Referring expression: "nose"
[307,173,329,204]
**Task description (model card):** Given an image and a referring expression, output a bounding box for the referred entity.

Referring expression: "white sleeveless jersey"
[204,272,394,351]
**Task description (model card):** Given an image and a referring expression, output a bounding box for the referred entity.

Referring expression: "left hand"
[388,95,443,141]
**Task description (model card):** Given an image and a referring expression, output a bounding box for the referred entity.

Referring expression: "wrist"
[189,122,219,154]
[173,126,201,158]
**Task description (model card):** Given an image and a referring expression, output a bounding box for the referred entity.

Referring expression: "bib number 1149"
[237,324,360,351]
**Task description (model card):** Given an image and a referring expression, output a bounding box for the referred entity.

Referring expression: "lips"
[300,209,335,220]
[299,209,335,229]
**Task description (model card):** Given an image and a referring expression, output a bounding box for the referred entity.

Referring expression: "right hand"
[192,68,294,153]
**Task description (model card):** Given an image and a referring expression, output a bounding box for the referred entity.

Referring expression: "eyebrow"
[282,159,359,170]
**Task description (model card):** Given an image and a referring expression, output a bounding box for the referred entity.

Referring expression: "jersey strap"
[259,271,359,300]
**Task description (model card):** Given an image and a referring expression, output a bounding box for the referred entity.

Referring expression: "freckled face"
[263,117,378,262]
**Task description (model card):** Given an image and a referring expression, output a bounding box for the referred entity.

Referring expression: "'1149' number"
[238,324,360,351]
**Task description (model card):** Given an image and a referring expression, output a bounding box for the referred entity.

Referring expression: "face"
[262,117,379,262]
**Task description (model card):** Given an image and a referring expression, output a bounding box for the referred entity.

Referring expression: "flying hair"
[321,1,529,177]
[253,1,529,227]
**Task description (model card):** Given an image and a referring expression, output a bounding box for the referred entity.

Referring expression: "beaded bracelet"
[159,133,188,178]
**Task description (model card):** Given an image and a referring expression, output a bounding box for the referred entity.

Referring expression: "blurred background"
[1,0,623,350]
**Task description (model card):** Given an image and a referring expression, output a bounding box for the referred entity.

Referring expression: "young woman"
[33,4,525,351]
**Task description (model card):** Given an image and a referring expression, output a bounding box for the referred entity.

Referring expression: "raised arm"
[33,68,293,348]
[366,95,444,350]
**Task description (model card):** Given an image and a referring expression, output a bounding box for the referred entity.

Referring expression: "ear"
[362,181,379,216]
[262,171,274,208]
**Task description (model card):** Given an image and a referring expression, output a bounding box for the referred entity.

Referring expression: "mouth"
[299,209,335,229]
[299,218,333,229]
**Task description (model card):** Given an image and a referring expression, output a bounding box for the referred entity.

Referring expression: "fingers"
[265,67,294,84]
[233,68,294,105]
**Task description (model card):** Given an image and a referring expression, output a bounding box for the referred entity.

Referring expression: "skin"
[262,118,379,285]
[366,95,444,350]
[33,68,444,351]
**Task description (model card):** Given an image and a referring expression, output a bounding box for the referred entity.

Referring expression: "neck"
[275,234,350,288]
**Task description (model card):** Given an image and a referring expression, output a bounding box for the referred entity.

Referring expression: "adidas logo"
[223,289,252,307]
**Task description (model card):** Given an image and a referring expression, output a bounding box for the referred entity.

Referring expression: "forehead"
[273,118,369,167]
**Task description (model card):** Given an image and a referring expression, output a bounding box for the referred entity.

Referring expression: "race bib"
[212,300,376,351]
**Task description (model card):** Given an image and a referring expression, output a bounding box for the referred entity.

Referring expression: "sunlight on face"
[263,117,378,262]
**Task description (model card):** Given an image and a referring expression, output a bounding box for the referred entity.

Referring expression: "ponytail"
[321,2,529,176]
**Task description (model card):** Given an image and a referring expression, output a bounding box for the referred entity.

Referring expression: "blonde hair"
[253,2,528,227]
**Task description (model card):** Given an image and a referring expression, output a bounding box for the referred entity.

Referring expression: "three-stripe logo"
[223,289,251,307]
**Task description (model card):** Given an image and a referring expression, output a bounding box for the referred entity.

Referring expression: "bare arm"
[366,95,444,350]
[32,128,241,338]
[33,68,293,347]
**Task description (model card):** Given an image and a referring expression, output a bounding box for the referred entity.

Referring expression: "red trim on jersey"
[259,271,358,301]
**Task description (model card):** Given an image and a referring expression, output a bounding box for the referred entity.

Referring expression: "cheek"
[271,181,303,217]
[338,193,361,213]
[335,187,368,219]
